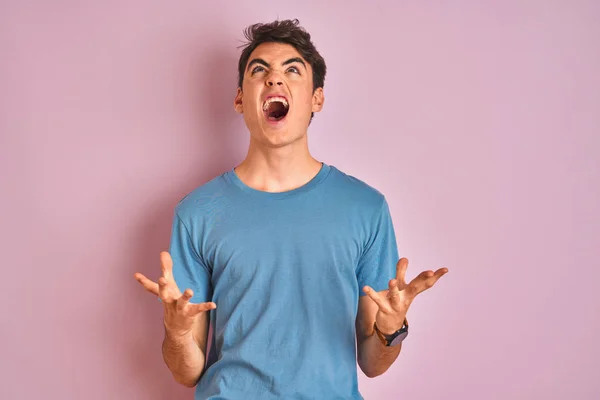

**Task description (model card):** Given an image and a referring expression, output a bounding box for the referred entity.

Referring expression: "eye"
[287,66,300,74]
[251,66,265,74]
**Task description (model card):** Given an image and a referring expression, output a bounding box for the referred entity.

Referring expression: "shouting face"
[234,42,324,148]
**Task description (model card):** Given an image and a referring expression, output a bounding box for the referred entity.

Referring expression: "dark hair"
[237,19,327,122]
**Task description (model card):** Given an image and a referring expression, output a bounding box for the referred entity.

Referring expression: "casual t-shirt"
[169,162,399,399]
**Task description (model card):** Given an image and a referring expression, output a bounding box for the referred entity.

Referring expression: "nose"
[266,75,283,87]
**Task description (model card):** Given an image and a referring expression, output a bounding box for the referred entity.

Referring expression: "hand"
[363,258,448,335]
[134,251,216,336]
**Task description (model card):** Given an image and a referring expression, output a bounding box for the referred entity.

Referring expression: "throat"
[266,102,289,121]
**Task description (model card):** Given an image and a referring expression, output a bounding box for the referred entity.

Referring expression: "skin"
[232,42,325,192]
[134,41,449,386]
[357,258,448,377]
[134,252,214,387]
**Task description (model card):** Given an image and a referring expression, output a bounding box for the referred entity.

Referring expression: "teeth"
[263,96,289,111]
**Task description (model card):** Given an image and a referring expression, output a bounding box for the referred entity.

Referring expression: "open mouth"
[263,96,289,122]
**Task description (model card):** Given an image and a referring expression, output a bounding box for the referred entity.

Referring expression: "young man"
[135,19,448,399]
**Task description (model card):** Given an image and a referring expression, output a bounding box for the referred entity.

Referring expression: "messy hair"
[237,20,327,123]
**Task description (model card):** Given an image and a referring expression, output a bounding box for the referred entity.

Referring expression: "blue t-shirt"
[169,162,399,399]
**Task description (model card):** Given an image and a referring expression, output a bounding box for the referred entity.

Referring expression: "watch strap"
[373,317,409,346]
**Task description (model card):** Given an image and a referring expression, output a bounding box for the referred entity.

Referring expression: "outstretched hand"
[134,251,216,336]
[363,258,448,335]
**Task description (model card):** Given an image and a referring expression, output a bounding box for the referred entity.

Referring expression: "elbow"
[176,378,198,388]
[358,362,387,379]
[363,370,377,379]
[172,373,199,388]
[363,369,385,379]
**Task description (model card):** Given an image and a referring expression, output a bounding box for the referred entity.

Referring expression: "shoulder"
[173,172,231,222]
[327,164,388,212]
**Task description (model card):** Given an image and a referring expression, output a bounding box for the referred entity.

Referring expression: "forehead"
[247,42,309,67]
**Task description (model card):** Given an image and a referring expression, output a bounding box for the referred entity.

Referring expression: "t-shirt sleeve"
[356,197,399,296]
[168,211,213,304]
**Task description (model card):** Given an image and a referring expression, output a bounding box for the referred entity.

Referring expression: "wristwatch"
[373,318,409,347]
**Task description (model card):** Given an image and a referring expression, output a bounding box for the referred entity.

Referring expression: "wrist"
[376,325,401,336]
[373,318,409,347]
[164,323,193,342]
[375,317,406,336]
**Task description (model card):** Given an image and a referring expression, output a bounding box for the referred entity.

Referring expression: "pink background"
[1,1,599,399]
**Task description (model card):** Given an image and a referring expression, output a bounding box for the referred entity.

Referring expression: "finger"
[429,267,449,286]
[363,286,387,310]
[134,273,159,296]
[396,258,409,288]
[177,289,193,311]
[425,268,448,286]
[409,268,448,295]
[160,251,174,281]
[406,270,434,295]
[387,279,402,303]
[434,267,449,278]
[158,276,172,301]
[387,278,400,294]
[188,301,217,316]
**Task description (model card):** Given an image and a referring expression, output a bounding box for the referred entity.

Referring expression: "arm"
[135,251,216,388]
[354,198,448,377]
[357,258,448,378]
[355,294,401,378]
[162,310,210,387]
[160,211,215,386]
[354,197,403,377]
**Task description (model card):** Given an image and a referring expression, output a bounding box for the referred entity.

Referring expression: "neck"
[234,135,322,193]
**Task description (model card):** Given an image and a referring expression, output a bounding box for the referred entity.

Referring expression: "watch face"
[390,331,408,346]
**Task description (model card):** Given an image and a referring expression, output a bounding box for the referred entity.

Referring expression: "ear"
[312,87,324,113]
[234,87,243,114]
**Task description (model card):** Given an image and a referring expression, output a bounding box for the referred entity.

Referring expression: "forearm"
[357,330,402,378]
[162,328,205,387]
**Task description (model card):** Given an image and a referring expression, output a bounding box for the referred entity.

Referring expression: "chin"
[255,127,305,148]
[245,111,309,147]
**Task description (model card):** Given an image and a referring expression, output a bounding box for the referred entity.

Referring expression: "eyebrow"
[246,57,307,72]
[282,57,306,69]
